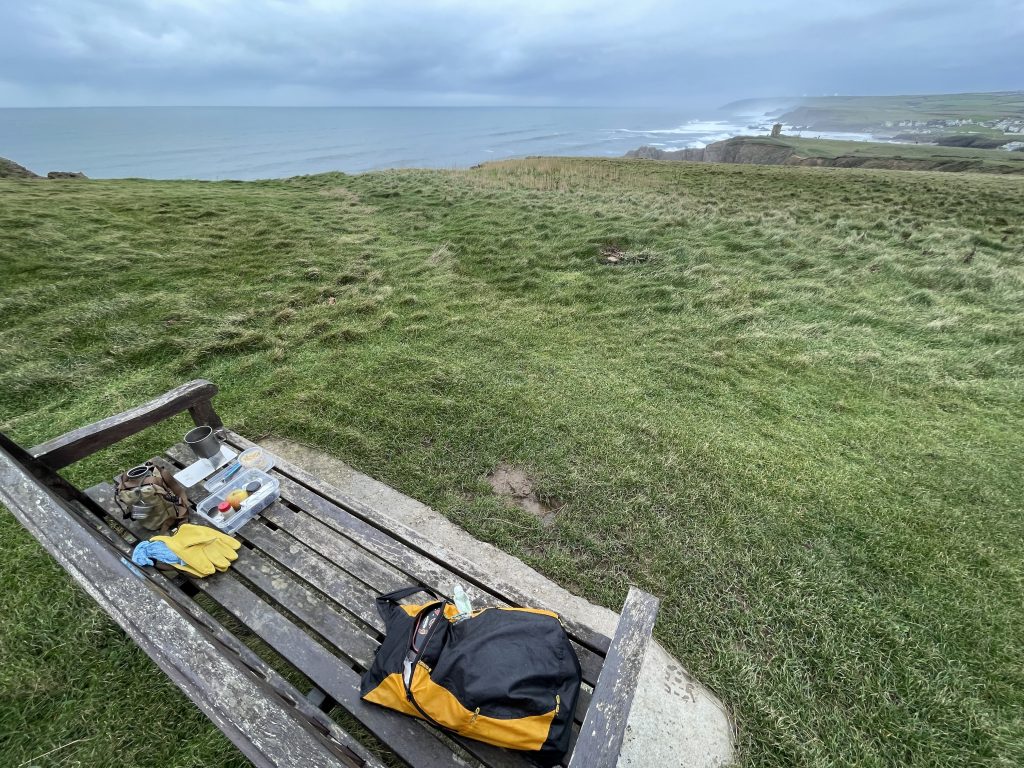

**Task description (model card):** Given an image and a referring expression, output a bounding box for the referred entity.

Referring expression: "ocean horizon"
[0,105,770,180]
[0,105,861,181]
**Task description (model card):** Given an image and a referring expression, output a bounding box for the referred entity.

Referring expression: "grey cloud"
[0,0,1021,106]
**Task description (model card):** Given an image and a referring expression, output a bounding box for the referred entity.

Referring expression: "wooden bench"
[1,379,660,768]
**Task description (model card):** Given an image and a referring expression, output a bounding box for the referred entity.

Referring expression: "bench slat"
[265,501,411,593]
[0,444,371,768]
[257,460,607,687]
[568,587,660,768]
[232,548,380,669]
[162,444,607,690]
[222,430,613,655]
[198,569,539,768]
[78,482,386,767]
[241,519,384,630]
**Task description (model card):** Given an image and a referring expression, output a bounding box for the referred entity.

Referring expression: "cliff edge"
[0,157,41,179]
[626,138,810,165]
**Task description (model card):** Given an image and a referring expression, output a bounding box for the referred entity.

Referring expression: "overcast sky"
[1,0,1021,108]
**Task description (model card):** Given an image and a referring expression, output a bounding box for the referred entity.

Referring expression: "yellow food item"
[226,489,249,510]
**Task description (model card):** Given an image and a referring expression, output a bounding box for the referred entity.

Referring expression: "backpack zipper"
[403,602,449,730]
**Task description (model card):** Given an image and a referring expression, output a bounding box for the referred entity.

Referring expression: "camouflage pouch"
[115,462,189,533]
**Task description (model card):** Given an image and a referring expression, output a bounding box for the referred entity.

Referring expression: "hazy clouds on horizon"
[1,0,1021,108]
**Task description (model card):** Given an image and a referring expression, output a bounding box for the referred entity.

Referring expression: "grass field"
[775,136,1024,169]
[2,158,1023,767]
[776,91,1024,133]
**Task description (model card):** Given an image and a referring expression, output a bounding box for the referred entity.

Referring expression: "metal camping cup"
[125,464,152,480]
[184,425,221,460]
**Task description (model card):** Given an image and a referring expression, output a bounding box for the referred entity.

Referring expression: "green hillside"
[766,135,1024,173]
[627,134,1024,174]
[777,91,1024,133]
[2,159,1022,768]
[778,134,1023,160]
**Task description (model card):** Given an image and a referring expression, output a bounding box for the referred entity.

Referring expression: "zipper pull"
[470,707,480,724]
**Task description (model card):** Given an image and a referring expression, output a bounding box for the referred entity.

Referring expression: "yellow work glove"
[151,523,241,577]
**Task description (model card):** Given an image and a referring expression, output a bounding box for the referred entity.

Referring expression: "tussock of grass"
[1,158,1023,767]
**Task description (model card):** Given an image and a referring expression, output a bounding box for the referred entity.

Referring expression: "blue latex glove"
[132,540,186,568]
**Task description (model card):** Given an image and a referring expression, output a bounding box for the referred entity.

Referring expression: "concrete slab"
[260,436,736,767]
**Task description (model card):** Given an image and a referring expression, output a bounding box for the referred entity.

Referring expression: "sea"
[0,106,874,181]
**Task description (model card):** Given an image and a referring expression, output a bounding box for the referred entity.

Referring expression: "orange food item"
[226,489,249,511]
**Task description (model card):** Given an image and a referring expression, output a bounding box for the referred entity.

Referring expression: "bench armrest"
[30,379,222,470]
[568,587,660,768]
[0,441,373,768]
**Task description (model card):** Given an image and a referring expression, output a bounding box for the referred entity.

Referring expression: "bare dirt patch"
[486,463,560,526]
[599,244,654,265]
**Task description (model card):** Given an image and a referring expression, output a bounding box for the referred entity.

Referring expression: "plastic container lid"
[238,447,275,472]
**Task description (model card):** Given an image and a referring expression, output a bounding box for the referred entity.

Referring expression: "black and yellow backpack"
[360,586,582,765]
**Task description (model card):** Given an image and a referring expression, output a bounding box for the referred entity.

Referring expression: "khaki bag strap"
[157,465,189,519]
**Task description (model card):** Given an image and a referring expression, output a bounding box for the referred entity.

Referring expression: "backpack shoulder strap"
[376,585,448,622]
[378,585,444,603]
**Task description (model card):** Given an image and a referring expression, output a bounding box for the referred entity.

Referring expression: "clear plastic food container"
[195,468,280,534]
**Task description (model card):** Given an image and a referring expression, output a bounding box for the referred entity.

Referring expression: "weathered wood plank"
[263,502,411,593]
[30,380,220,469]
[0,442,372,768]
[269,472,495,602]
[80,481,387,768]
[222,430,612,657]
[188,397,224,430]
[196,572,510,768]
[162,443,598,727]
[165,443,595,730]
[260,467,606,687]
[164,440,607,692]
[240,520,385,631]
[231,548,379,668]
[567,588,660,768]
